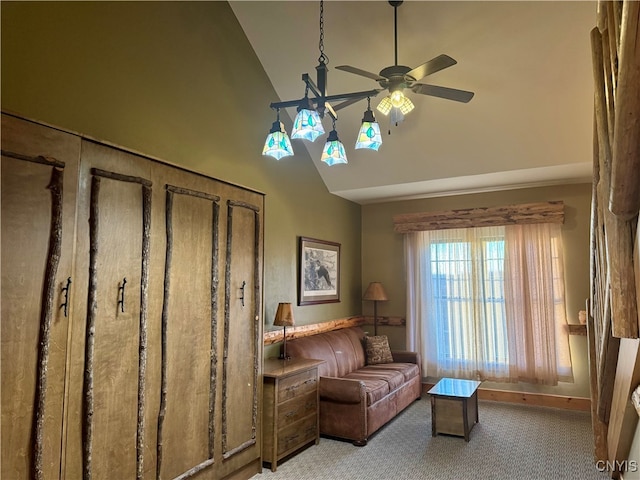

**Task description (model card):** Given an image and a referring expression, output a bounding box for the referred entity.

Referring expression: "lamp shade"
[273,302,295,327]
[263,121,294,160]
[363,282,388,301]
[291,108,324,142]
[377,94,414,117]
[376,96,393,116]
[321,129,348,166]
[355,107,382,151]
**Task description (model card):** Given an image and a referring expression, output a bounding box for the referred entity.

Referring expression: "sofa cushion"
[286,327,366,377]
[341,374,390,405]
[365,335,393,365]
[347,367,405,392]
[364,362,420,383]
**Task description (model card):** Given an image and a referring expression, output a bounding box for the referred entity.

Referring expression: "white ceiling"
[230,1,596,204]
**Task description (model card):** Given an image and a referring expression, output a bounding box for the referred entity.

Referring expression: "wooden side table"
[428,378,482,442]
[262,358,325,471]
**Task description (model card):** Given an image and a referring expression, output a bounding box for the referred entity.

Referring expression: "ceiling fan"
[335,0,474,117]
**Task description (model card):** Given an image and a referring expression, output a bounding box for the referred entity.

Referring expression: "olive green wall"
[362,183,593,398]
[2,2,595,393]
[1,1,362,360]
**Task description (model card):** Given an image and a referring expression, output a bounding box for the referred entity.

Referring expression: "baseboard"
[422,383,591,411]
[221,458,261,480]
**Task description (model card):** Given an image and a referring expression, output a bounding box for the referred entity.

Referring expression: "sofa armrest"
[319,376,366,404]
[391,350,421,365]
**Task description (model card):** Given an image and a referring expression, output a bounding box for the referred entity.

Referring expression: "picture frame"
[298,236,340,305]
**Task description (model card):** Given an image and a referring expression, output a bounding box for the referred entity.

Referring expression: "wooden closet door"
[156,175,221,479]
[153,164,264,480]
[219,193,263,478]
[64,142,154,480]
[1,114,80,479]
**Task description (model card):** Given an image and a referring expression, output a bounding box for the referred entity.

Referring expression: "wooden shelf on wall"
[263,315,407,345]
[362,315,406,326]
[567,324,587,336]
[264,316,366,345]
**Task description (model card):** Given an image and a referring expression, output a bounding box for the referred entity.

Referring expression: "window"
[430,235,507,369]
[406,223,573,385]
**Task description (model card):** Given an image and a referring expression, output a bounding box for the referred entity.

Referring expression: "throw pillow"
[365,335,393,365]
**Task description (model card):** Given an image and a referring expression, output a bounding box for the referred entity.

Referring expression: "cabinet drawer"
[277,414,317,456]
[277,369,318,402]
[278,391,317,426]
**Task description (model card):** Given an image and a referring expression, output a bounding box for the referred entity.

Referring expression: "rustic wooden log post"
[592,27,639,339]
[597,285,621,423]
[601,29,616,148]
[590,114,602,323]
[586,300,610,461]
[610,0,640,219]
[264,316,367,345]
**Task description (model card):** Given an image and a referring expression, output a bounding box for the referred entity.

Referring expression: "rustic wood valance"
[393,201,565,233]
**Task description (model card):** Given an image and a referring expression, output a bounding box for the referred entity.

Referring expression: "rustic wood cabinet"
[1,112,264,480]
[262,358,324,472]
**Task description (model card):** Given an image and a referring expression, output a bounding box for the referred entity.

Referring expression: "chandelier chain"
[318,0,328,65]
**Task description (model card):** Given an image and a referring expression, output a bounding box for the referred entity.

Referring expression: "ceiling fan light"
[399,96,415,114]
[262,121,294,160]
[321,129,348,166]
[376,96,393,115]
[291,108,325,142]
[390,89,406,108]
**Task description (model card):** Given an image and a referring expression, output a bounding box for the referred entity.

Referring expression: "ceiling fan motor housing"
[379,65,415,89]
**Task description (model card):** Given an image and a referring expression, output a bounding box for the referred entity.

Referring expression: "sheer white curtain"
[503,223,573,383]
[405,223,573,385]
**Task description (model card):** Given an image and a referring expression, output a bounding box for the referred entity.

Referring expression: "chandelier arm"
[325,90,381,105]
[324,102,338,121]
[269,99,305,110]
[302,73,324,101]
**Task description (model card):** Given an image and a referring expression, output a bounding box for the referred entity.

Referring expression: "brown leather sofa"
[285,326,422,446]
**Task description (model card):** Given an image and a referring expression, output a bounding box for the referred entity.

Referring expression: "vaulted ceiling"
[230,1,596,204]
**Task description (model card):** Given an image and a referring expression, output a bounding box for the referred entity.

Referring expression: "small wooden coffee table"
[428,378,482,441]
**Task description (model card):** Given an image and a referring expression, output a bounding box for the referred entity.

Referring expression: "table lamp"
[363,282,388,336]
[273,302,295,360]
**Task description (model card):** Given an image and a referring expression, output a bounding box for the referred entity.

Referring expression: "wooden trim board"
[393,201,564,233]
[264,316,366,345]
[423,383,591,412]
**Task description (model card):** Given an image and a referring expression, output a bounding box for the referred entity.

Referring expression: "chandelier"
[262,0,382,165]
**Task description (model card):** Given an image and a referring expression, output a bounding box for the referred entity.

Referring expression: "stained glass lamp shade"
[262,120,294,160]
[355,104,382,151]
[291,108,325,142]
[321,129,348,166]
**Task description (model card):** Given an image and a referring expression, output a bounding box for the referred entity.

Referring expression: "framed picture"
[298,236,340,305]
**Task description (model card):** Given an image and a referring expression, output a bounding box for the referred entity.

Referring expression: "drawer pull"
[286,433,300,443]
[286,378,316,393]
[284,408,299,418]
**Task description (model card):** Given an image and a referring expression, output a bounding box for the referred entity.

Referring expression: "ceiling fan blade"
[406,54,457,82]
[335,65,386,82]
[412,84,475,103]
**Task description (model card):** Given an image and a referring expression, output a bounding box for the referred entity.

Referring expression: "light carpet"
[253,398,611,480]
